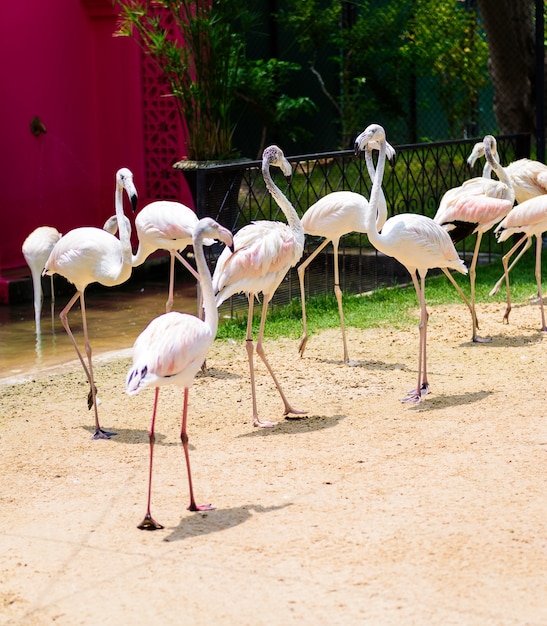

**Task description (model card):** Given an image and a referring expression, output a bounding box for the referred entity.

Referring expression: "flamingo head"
[194,217,233,251]
[262,145,293,181]
[354,124,386,156]
[116,167,138,212]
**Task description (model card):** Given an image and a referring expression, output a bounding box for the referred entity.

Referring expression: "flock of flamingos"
[21,123,547,530]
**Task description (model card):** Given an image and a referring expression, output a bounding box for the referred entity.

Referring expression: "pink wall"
[0,0,147,282]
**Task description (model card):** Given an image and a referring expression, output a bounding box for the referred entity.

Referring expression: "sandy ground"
[0,301,546,625]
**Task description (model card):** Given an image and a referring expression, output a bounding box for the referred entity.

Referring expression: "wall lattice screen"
[141,17,186,203]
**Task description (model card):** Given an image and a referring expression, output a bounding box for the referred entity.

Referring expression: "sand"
[0,301,546,625]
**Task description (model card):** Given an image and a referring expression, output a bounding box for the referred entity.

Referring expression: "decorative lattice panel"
[141,50,185,201]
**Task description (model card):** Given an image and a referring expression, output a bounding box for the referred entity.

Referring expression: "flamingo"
[130,200,213,313]
[213,145,307,428]
[355,123,468,403]
[126,217,233,530]
[468,138,547,313]
[297,140,396,363]
[490,195,547,331]
[434,135,515,342]
[42,168,138,439]
[22,226,62,335]
[467,139,547,203]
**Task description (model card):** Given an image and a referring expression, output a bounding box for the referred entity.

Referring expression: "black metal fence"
[185,133,530,317]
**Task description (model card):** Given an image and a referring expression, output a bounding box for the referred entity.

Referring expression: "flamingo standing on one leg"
[126,217,233,530]
[434,135,515,342]
[22,226,62,336]
[297,140,396,363]
[43,168,138,439]
[213,145,307,428]
[490,195,547,330]
[355,123,468,403]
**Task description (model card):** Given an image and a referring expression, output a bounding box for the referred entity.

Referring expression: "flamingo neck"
[193,231,218,336]
[485,143,514,201]
[263,162,304,244]
[115,186,132,265]
[365,138,387,249]
[365,148,388,230]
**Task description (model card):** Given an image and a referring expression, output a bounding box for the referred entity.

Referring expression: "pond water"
[0,266,200,382]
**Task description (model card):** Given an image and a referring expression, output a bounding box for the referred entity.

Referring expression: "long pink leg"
[403,272,429,403]
[493,235,531,323]
[331,238,350,364]
[534,235,547,332]
[297,238,331,357]
[442,268,479,330]
[181,388,213,512]
[166,250,201,314]
[59,291,113,439]
[470,232,491,343]
[244,297,272,427]
[138,388,164,530]
[255,296,308,420]
[489,233,530,297]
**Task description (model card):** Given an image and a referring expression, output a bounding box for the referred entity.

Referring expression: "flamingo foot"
[402,382,429,404]
[253,417,278,428]
[283,406,308,418]
[402,391,422,404]
[138,513,164,531]
[92,427,117,440]
[472,334,492,343]
[502,307,511,324]
[298,335,308,357]
[188,503,215,512]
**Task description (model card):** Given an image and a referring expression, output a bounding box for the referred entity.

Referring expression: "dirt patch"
[0,301,545,625]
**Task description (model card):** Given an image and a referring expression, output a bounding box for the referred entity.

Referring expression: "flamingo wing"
[126,312,212,394]
[213,221,302,303]
[382,214,467,275]
[495,195,547,240]
[302,192,367,237]
[44,227,124,289]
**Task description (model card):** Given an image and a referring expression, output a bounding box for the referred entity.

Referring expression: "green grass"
[216,242,546,341]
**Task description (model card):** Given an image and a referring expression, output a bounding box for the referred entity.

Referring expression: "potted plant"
[115,0,255,162]
[114,1,316,226]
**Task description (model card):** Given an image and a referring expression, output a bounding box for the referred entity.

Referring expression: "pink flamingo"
[126,217,233,530]
[43,168,138,439]
[213,145,307,428]
[297,140,396,363]
[355,123,468,403]
[490,195,547,331]
[22,226,62,335]
[434,135,515,342]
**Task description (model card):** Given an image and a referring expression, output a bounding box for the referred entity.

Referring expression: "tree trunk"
[477,0,536,134]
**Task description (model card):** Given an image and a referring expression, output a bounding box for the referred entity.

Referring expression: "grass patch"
[216,243,545,341]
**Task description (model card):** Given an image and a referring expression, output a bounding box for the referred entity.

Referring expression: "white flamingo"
[131,200,214,313]
[355,123,468,403]
[213,145,307,428]
[491,195,547,331]
[434,135,515,342]
[43,168,138,439]
[297,140,396,363]
[467,139,547,203]
[468,138,547,313]
[126,217,233,530]
[22,226,62,335]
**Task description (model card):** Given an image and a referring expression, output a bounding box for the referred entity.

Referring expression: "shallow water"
[0,271,200,382]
